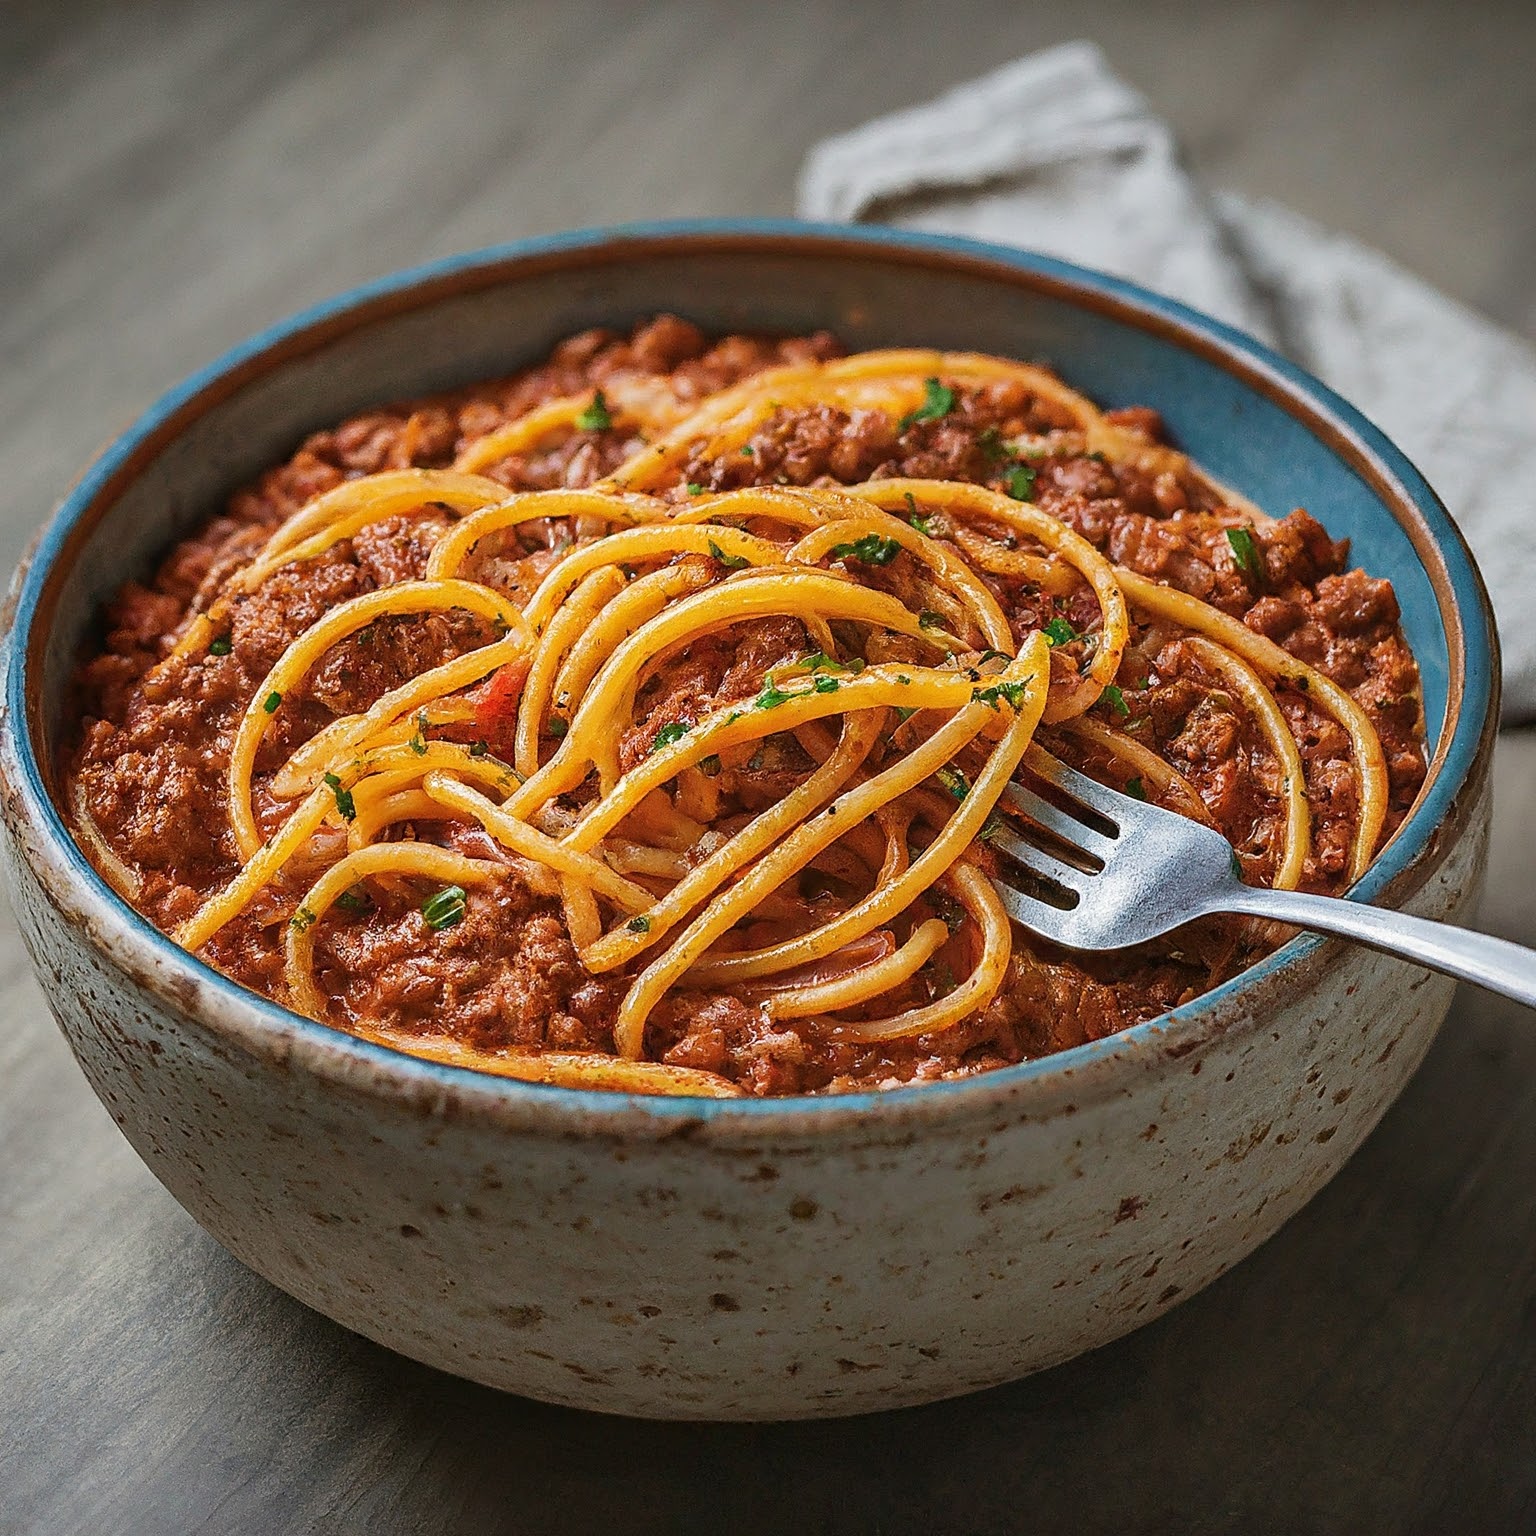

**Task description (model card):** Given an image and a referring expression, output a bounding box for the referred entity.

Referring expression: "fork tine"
[990,878,1076,941]
[1025,750,1129,823]
[999,781,1117,858]
[985,826,1093,894]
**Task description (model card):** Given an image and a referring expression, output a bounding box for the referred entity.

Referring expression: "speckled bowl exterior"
[0,223,1498,1419]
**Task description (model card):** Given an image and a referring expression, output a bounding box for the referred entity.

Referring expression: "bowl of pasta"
[0,222,1496,1418]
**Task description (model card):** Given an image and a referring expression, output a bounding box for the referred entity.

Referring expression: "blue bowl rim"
[3,217,1499,1127]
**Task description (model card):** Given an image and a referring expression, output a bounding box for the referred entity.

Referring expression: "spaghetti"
[65,320,1426,1097]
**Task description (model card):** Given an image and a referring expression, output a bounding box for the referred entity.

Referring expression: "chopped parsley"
[918,609,945,630]
[754,681,795,710]
[335,887,372,915]
[651,720,691,752]
[894,705,918,723]
[469,739,490,757]
[208,634,232,656]
[1125,776,1148,801]
[322,772,356,822]
[626,915,651,933]
[971,679,1028,710]
[1101,683,1130,718]
[812,674,841,695]
[421,885,467,931]
[936,766,970,801]
[829,533,902,566]
[263,691,283,714]
[978,647,1015,665]
[685,482,705,496]
[288,906,316,933]
[904,491,936,535]
[707,539,750,570]
[978,812,1007,844]
[740,444,755,456]
[978,426,1009,463]
[547,716,568,738]
[1044,617,1079,647]
[800,650,863,675]
[1004,464,1037,501]
[899,376,956,429]
[407,710,429,755]
[1226,526,1264,587]
[576,390,613,431]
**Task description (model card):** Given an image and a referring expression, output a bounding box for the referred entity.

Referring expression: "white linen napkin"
[798,41,1536,719]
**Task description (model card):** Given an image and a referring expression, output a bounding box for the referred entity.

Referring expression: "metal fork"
[990,755,1536,1007]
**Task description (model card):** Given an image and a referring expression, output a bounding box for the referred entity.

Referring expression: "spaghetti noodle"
[64,319,1426,1097]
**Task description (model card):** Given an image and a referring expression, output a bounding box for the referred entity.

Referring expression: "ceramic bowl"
[0,223,1498,1419]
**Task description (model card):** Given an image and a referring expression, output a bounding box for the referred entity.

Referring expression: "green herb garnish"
[288,906,316,933]
[829,533,902,566]
[652,720,691,752]
[335,887,372,915]
[208,634,232,656]
[936,767,970,801]
[895,706,918,723]
[903,490,936,535]
[978,426,1009,463]
[1044,617,1079,647]
[1101,684,1130,718]
[263,691,283,714]
[1125,776,1148,801]
[1226,526,1264,587]
[407,710,429,755]
[576,390,613,431]
[899,376,956,429]
[707,539,750,571]
[754,681,794,710]
[421,885,467,931]
[812,674,840,695]
[626,915,651,933]
[918,610,945,630]
[971,680,1028,710]
[469,740,490,757]
[685,482,705,496]
[322,772,356,822]
[1004,464,1037,501]
[547,716,569,738]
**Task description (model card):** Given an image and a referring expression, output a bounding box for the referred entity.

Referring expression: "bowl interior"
[8,223,1496,1115]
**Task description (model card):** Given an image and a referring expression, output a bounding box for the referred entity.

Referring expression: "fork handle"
[1222,887,1536,1009]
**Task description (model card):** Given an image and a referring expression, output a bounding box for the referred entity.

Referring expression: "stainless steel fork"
[990,754,1536,1007]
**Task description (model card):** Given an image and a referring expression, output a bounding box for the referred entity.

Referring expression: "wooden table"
[4,3,1533,1531]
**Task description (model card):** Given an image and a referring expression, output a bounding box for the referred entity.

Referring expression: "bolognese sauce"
[63,316,1426,1096]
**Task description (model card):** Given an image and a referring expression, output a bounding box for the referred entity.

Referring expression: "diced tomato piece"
[473,657,531,751]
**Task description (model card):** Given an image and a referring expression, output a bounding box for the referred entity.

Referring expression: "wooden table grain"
[3,3,1534,1532]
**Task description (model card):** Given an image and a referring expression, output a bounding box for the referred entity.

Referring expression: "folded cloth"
[798,41,1536,719]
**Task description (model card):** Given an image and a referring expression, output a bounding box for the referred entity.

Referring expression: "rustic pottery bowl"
[0,222,1498,1420]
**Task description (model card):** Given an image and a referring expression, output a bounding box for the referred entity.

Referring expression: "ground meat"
[62,317,1429,1096]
